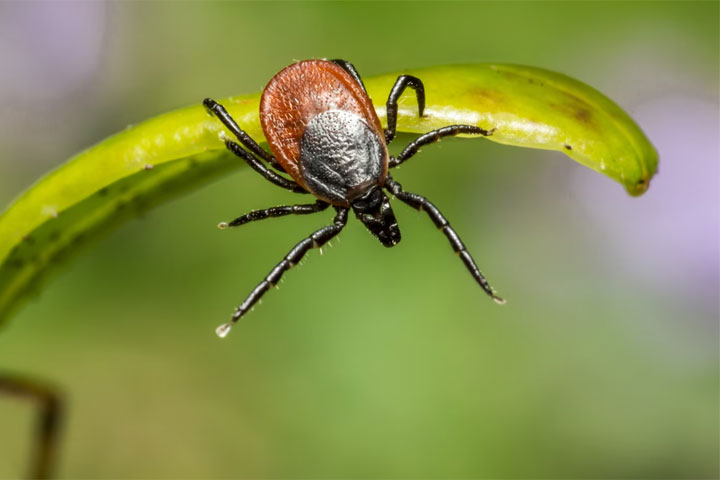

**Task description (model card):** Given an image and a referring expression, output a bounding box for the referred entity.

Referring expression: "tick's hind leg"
[203,98,286,173]
[384,176,504,304]
[389,125,494,168]
[218,200,329,228]
[216,207,349,337]
[384,75,426,144]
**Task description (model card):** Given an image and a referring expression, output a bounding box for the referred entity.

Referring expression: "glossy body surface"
[260,60,388,206]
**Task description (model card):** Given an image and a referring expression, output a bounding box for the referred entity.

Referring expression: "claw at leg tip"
[218,222,229,229]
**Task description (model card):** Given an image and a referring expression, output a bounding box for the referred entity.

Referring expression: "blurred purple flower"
[0,1,107,104]
[574,93,719,310]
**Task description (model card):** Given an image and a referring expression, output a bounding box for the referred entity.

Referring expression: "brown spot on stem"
[471,87,508,112]
[548,100,595,129]
[573,108,592,123]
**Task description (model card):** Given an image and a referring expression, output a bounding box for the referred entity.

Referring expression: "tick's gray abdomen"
[300,110,385,204]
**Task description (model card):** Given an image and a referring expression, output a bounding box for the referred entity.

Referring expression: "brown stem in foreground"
[0,372,63,479]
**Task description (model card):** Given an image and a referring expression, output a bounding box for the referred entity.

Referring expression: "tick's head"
[352,186,401,247]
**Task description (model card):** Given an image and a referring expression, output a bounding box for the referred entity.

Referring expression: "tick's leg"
[216,207,349,337]
[0,373,63,479]
[385,75,425,144]
[218,200,329,228]
[225,140,308,194]
[203,97,286,173]
[330,59,368,94]
[389,125,494,168]
[385,176,504,304]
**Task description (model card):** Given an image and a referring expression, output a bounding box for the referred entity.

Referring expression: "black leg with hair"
[385,176,504,304]
[389,125,494,168]
[225,140,308,194]
[384,75,426,144]
[203,98,287,173]
[331,59,368,94]
[0,373,63,480]
[217,207,349,336]
[219,200,329,228]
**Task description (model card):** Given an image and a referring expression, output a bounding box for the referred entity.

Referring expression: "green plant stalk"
[0,64,658,326]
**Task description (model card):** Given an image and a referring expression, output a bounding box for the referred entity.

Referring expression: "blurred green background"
[0,1,717,478]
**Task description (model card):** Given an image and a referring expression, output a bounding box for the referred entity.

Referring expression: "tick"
[204,59,504,337]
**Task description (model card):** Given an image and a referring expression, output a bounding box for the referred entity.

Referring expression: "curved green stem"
[0,63,658,326]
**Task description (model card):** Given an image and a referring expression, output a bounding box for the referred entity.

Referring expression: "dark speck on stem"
[8,258,24,269]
